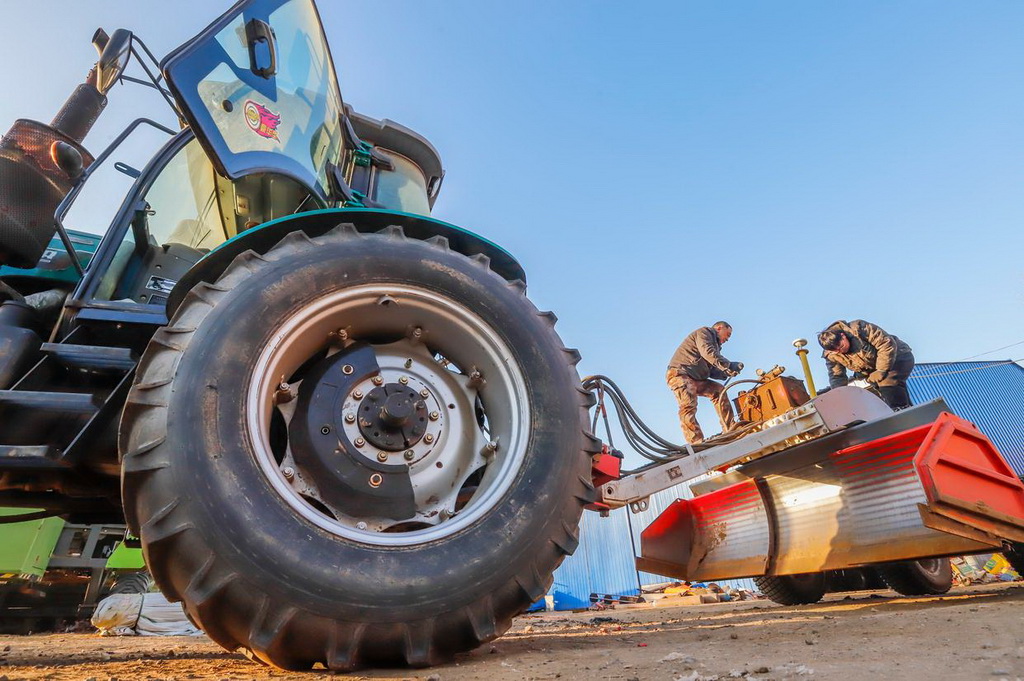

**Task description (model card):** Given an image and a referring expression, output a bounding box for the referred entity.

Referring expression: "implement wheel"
[876,558,953,596]
[120,225,595,670]
[754,572,827,605]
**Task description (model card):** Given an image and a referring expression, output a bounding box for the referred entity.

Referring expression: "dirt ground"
[0,582,1022,680]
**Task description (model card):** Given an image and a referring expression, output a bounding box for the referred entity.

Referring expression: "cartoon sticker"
[244,99,281,141]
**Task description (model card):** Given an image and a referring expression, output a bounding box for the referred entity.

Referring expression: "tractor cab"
[0,0,443,312]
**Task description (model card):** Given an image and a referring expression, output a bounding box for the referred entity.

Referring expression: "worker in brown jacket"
[666,321,742,444]
[817,319,915,410]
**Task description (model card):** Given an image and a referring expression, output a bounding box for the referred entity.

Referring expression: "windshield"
[163,0,344,201]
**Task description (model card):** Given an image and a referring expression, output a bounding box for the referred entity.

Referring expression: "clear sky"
[2,1,1021,467]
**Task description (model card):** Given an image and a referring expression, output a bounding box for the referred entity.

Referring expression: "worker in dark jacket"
[817,319,915,410]
[666,321,743,444]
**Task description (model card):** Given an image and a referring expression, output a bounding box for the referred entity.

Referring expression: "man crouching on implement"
[817,319,915,410]
[666,321,743,444]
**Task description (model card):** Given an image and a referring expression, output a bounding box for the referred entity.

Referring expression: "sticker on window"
[244,99,281,141]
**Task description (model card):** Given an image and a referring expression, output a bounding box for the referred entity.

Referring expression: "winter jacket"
[668,327,733,381]
[821,319,913,388]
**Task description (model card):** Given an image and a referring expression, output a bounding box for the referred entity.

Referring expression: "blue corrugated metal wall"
[907,361,1024,475]
[548,508,640,610]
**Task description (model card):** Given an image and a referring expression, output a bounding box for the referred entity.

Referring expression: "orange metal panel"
[914,412,1024,535]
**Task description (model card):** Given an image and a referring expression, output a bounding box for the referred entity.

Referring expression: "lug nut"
[399,376,409,385]
[412,326,423,339]
[424,433,435,444]
[377,451,389,462]
[439,509,452,521]
[345,413,356,424]
[420,389,430,398]
[368,473,383,488]
[274,382,296,405]
[356,521,367,530]
[282,466,295,479]
[404,450,415,461]
[342,364,354,375]
[429,411,439,421]
[353,390,363,400]
[372,376,384,386]
[354,437,365,447]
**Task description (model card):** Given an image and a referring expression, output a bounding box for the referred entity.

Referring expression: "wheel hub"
[248,283,531,546]
[358,384,428,451]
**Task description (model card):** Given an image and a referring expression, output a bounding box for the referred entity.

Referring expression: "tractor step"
[40,343,137,373]
[0,390,99,414]
[0,445,65,469]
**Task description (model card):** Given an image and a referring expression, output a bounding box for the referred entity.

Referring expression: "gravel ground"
[0,582,1022,680]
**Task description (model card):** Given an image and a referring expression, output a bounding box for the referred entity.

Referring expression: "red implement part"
[635,479,769,581]
[585,446,622,512]
[914,412,1024,543]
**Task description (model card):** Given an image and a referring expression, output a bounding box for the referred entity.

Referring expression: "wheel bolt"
[404,450,415,461]
[354,437,365,447]
[368,473,383,488]
[282,466,295,479]
[420,389,430,398]
[429,411,439,421]
[424,433,435,444]
[377,451,389,462]
[342,364,354,375]
[356,521,367,530]
[399,376,409,385]
[372,376,384,386]
[345,413,356,424]
[353,390,363,399]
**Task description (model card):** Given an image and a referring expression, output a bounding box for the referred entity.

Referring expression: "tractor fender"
[166,208,526,316]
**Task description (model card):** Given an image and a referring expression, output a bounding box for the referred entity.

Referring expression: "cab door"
[162,0,345,203]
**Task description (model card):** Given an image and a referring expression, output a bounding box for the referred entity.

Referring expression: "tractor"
[0,0,595,670]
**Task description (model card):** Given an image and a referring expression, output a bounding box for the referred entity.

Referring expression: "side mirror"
[96,28,133,94]
[50,141,84,180]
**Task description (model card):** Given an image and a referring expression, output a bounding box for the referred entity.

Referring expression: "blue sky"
[1,2,1020,466]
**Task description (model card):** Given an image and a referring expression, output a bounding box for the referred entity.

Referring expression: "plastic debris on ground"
[91,592,203,636]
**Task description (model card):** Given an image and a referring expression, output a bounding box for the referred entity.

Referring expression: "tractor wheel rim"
[246,283,530,546]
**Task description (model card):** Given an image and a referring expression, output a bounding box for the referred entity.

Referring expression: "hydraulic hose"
[582,375,760,474]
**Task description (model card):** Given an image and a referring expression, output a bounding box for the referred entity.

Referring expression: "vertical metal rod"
[793,338,817,397]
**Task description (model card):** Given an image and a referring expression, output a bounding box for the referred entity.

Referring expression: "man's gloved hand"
[868,370,887,384]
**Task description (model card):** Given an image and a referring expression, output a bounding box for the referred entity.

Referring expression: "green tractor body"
[0,0,593,669]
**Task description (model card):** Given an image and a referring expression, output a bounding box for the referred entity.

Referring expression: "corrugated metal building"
[545,360,1024,610]
[907,361,1024,475]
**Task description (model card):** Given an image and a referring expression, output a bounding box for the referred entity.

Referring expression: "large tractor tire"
[876,558,953,596]
[119,225,596,670]
[754,572,827,606]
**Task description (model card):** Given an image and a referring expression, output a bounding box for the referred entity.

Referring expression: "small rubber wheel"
[120,225,596,670]
[1002,543,1024,577]
[754,572,827,605]
[876,558,953,596]
[106,571,154,595]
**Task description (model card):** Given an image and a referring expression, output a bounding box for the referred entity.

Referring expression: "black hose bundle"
[582,374,760,474]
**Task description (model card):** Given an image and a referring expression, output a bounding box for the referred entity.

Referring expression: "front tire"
[120,225,596,670]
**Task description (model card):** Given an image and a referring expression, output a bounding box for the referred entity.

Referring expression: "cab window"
[95,136,312,305]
